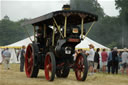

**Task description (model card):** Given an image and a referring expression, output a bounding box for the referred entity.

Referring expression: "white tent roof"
[7,36,34,47]
[7,36,108,49]
[76,37,109,49]
[0,36,109,63]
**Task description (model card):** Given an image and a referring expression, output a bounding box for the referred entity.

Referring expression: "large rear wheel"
[75,53,88,81]
[45,52,56,81]
[25,44,39,78]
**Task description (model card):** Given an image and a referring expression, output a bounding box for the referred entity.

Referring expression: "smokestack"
[62,4,70,10]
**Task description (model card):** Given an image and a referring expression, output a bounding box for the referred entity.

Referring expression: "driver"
[37,26,44,50]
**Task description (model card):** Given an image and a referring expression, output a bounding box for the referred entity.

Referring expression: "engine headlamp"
[72,28,78,33]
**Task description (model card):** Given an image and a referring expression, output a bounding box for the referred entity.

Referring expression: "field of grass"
[0,64,128,85]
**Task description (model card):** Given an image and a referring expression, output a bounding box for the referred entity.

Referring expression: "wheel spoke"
[27,65,32,72]
[78,70,81,78]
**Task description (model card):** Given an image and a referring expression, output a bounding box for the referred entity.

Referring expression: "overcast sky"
[0,0,119,21]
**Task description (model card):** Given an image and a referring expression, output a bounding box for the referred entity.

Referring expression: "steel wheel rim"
[45,54,52,80]
[75,55,85,80]
[25,44,34,77]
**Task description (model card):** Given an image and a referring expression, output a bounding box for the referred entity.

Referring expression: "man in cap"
[86,44,95,75]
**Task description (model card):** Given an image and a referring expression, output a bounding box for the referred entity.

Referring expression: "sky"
[0,0,119,21]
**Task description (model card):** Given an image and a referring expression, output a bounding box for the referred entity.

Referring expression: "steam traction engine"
[22,5,98,81]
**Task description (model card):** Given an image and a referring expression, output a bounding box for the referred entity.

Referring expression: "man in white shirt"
[121,48,128,75]
[86,44,95,75]
[3,48,11,70]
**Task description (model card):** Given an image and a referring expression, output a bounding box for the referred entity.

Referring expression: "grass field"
[0,64,128,85]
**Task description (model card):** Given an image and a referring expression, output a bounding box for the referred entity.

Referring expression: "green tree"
[70,0,122,48]
[0,16,33,46]
[115,0,128,48]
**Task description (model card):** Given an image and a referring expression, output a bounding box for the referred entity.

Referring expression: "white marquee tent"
[7,36,34,47]
[7,36,108,49]
[76,37,109,49]
[0,36,109,63]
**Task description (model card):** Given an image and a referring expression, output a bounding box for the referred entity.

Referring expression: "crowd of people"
[75,44,128,75]
[1,44,128,76]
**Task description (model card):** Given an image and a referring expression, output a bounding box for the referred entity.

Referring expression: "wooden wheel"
[75,53,88,81]
[25,44,39,78]
[45,52,56,81]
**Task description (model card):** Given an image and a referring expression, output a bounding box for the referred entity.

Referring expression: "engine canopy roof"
[21,10,98,27]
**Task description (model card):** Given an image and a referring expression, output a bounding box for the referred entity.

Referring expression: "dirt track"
[0,64,128,85]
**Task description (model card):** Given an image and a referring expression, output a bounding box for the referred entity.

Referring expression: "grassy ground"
[0,64,128,85]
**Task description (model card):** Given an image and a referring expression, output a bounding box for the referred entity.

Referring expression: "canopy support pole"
[81,18,84,39]
[33,25,36,41]
[64,16,67,38]
[84,22,96,39]
[52,23,55,46]
[44,24,46,38]
[53,18,64,38]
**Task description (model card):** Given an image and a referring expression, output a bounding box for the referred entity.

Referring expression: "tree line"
[0,17,33,46]
[0,0,127,48]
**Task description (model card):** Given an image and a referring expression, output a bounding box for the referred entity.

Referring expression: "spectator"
[112,47,119,74]
[118,51,122,71]
[74,49,83,61]
[121,48,128,75]
[1,48,6,64]
[94,48,100,73]
[86,44,95,75]
[16,49,20,61]
[3,48,11,70]
[107,48,113,74]
[101,48,108,72]
[20,45,26,72]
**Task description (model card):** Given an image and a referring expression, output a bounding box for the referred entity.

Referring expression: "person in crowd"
[78,49,83,53]
[107,48,113,74]
[1,48,6,64]
[3,48,11,70]
[86,44,95,75]
[16,49,20,61]
[121,48,128,75]
[94,48,100,73]
[20,45,26,72]
[73,49,83,61]
[101,48,108,73]
[118,51,123,71]
[112,47,119,74]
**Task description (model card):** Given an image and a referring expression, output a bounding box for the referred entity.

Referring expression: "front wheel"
[25,44,39,78]
[44,52,56,81]
[75,53,88,81]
